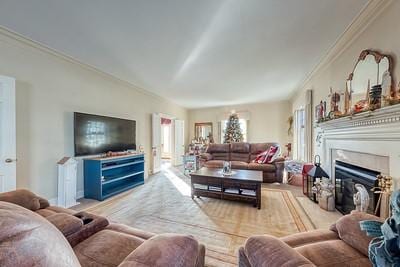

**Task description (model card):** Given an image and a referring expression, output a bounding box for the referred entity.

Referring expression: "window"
[294,109,305,161]
[220,119,248,143]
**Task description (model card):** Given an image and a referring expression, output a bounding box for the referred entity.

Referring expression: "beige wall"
[0,29,188,200]
[291,0,400,153]
[188,101,291,147]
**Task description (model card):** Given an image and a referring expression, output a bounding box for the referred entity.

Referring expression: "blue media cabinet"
[84,154,145,201]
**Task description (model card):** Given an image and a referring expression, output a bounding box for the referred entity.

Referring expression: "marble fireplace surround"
[316,104,400,190]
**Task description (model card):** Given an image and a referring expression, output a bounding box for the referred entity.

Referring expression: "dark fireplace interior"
[335,160,380,215]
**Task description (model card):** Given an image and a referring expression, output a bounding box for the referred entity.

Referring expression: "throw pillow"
[264,145,280,163]
[120,234,199,267]
[253,150,269,164]
[335,210,384,257]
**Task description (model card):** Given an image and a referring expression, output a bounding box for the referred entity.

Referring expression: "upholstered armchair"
[0,189,205,267]
[238,211,383,267]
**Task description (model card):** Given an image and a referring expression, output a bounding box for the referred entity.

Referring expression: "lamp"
[308,155,329,179]
[306,155,329,202]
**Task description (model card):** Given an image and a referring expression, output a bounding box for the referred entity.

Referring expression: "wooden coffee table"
[190,167,263,209]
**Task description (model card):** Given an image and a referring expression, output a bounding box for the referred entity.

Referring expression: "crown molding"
[290,0,394,102]
[0,26,187,110]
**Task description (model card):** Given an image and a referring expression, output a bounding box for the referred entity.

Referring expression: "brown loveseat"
[201,142,285,183]
[238,211,382,266]
[0,189,205,267]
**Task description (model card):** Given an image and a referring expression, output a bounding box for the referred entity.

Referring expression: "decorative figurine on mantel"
[369,84,383,110]
[381,70,392,105]
[353,80,371,114]
[394,82,400,104]
[344,82,352,115]
[387,82,400,105]
[315,101,325,123]
[360,190,400,266]
[328,87,343,119]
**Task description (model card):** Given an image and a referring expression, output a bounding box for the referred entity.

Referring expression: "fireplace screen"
[335,161,380,215]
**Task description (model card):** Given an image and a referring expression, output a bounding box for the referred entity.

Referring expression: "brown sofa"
[0,189,205,267]
[238,211,382,266]
[201,142,285,183]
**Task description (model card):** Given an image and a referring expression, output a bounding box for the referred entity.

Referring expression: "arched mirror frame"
[347,49,395,97]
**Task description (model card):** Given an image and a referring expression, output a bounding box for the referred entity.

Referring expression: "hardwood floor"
[74,166,342,266]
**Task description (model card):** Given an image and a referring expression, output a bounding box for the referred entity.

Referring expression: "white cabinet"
[57,157,78,208]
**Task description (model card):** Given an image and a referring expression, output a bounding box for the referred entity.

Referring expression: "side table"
[183,154,200,175]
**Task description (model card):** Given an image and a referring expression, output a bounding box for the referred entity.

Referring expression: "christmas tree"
[223,113,243,143]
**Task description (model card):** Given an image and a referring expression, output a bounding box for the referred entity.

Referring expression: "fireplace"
[315,105,400,194]
[335,160,380,215]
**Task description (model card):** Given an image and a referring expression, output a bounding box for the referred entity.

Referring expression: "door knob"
[5,158,17,163]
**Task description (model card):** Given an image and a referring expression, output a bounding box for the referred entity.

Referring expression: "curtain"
[293,89,313,162]
[293,109,304,160]
[304,89,313,163]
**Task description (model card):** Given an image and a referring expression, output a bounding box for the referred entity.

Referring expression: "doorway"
[161,117,172,169]
[152,113,184,174]
[0,76,16,192]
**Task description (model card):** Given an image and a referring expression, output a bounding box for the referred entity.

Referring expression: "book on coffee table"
[224,188,240,194]
[193,184,208,190]
[209,186,222,192]
[241,189,256,196]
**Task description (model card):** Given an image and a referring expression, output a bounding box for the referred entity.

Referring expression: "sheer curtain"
[294,90,313,162]
[293,109,305,161]
[304,89,313,163]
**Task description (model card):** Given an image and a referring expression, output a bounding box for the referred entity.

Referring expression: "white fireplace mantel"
[317,104,400,141]
[315,104,400,189]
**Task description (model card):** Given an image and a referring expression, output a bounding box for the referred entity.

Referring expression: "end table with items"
[183,154,200,174]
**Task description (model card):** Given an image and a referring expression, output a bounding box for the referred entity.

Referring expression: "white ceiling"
[0,0,369,108]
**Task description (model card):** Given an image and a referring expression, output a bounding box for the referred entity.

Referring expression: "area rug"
[84,168,314,267]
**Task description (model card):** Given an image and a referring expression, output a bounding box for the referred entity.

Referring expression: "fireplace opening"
[335,160,380,215]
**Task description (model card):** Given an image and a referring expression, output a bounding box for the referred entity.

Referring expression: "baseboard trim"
[76,190,84,200]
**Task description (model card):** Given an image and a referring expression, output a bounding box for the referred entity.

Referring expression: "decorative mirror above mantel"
[315,49,399,124]
[194,122,213,140]
[347,50,394,112]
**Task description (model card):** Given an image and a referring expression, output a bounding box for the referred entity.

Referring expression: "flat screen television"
[74,112,136,156]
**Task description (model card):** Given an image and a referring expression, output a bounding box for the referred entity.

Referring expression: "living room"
[1,0,400,266]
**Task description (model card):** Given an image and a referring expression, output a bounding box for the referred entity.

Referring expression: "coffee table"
[190,167,263,209]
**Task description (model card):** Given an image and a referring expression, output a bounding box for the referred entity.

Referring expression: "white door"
[0,76,16,192]
[152,113,161,174]
[174,119,184,166]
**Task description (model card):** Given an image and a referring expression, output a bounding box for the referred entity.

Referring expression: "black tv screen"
[74,112,136,156]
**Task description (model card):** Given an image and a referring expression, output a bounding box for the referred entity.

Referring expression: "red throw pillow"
[253,150,269,163]
[263,145,280,164]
